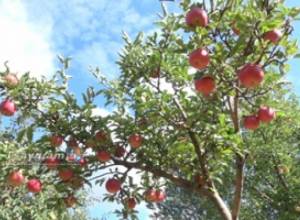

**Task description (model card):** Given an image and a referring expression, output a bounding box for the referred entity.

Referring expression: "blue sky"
[0,0,299,219]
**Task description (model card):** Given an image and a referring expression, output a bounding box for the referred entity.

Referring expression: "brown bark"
[172,97,233,219]
[231,155,246,220]
[113,158,233,220]
[210,192,233,220]
[113,158,211,197]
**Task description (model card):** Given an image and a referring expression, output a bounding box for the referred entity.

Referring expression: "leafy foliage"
[0,0,299,220]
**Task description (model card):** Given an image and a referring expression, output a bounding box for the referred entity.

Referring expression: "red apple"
[105,178,121,194]
[155,190,166,202]
[58,169,74,181]
[7,170,24,187]
[27,179,42,193]
[145,189,157,202]
[189,48,210,70]
[97,150,111,162]
[186,7,208,28]
[258,106,275,123]
[263,29,282,44]
[243,115,260,130]
[95,130,107,142]
[0,99,16,116]
[50,135,63,147]
[126,198,136,209]
[44,156,60,169]
[194,76,215,95]
[238,63,264,88]
[78,157,87,167]
[3,73,19,88]
[66,154,76,162]
[114,146,126,158]
[128,134,143,149]
[64,195,77,208]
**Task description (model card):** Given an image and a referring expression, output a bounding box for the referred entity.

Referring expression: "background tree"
[0,0,299,220]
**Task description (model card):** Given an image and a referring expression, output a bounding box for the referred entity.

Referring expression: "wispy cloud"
[22,0,156,78]
[0,0,55,78]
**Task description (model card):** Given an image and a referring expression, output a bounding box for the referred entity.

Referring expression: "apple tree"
[154,94,300,220]
[0,0,300,220]
[0,67,93,219]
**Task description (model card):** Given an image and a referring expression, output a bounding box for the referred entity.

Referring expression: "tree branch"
[231,154,247,220]
[112,158,211,197]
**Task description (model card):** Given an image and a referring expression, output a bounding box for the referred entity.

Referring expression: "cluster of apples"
[144,188,167,203]
[96,133,143,162]
[8,170,77,207]
[7,170,42,193]
[0,73,19,117]
[48,131,154,209]
[104,178,138,210]
[185,7,278,129]
[243,106,276,130]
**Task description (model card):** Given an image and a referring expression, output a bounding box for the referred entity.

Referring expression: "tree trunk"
[210,191,232,220]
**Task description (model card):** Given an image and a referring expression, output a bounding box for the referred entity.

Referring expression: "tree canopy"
[0,0,300,220]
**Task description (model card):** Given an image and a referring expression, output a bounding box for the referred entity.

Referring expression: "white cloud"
[91,107,111,117]
[22,0,155,79]
[0,0,55,78]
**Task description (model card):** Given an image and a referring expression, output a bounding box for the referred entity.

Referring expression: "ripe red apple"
[66,154,76,162]
[238,64,264,88]
[189,48,210,70]
[185,7,208,28]
[243,115,260,130]
[105,178,121,194]
[263,29,282,44]
[194,76,215,95]
[128,134,143,149]
[155,190,166,202]
[27,179,42,193]
[50,135,63,147]
[7,170,24,187]
[258,106,275,123]
[58,169,74,181]
[145,189,157,202]
[0,99,16,116]
[44,156,60,169]
[95,130,107,142]
[3,73,19,88]
[97,150,111,162]
[114,145,126,158]
[64,195,77,208]
[126,198,136,209]
[78,157,87,167]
